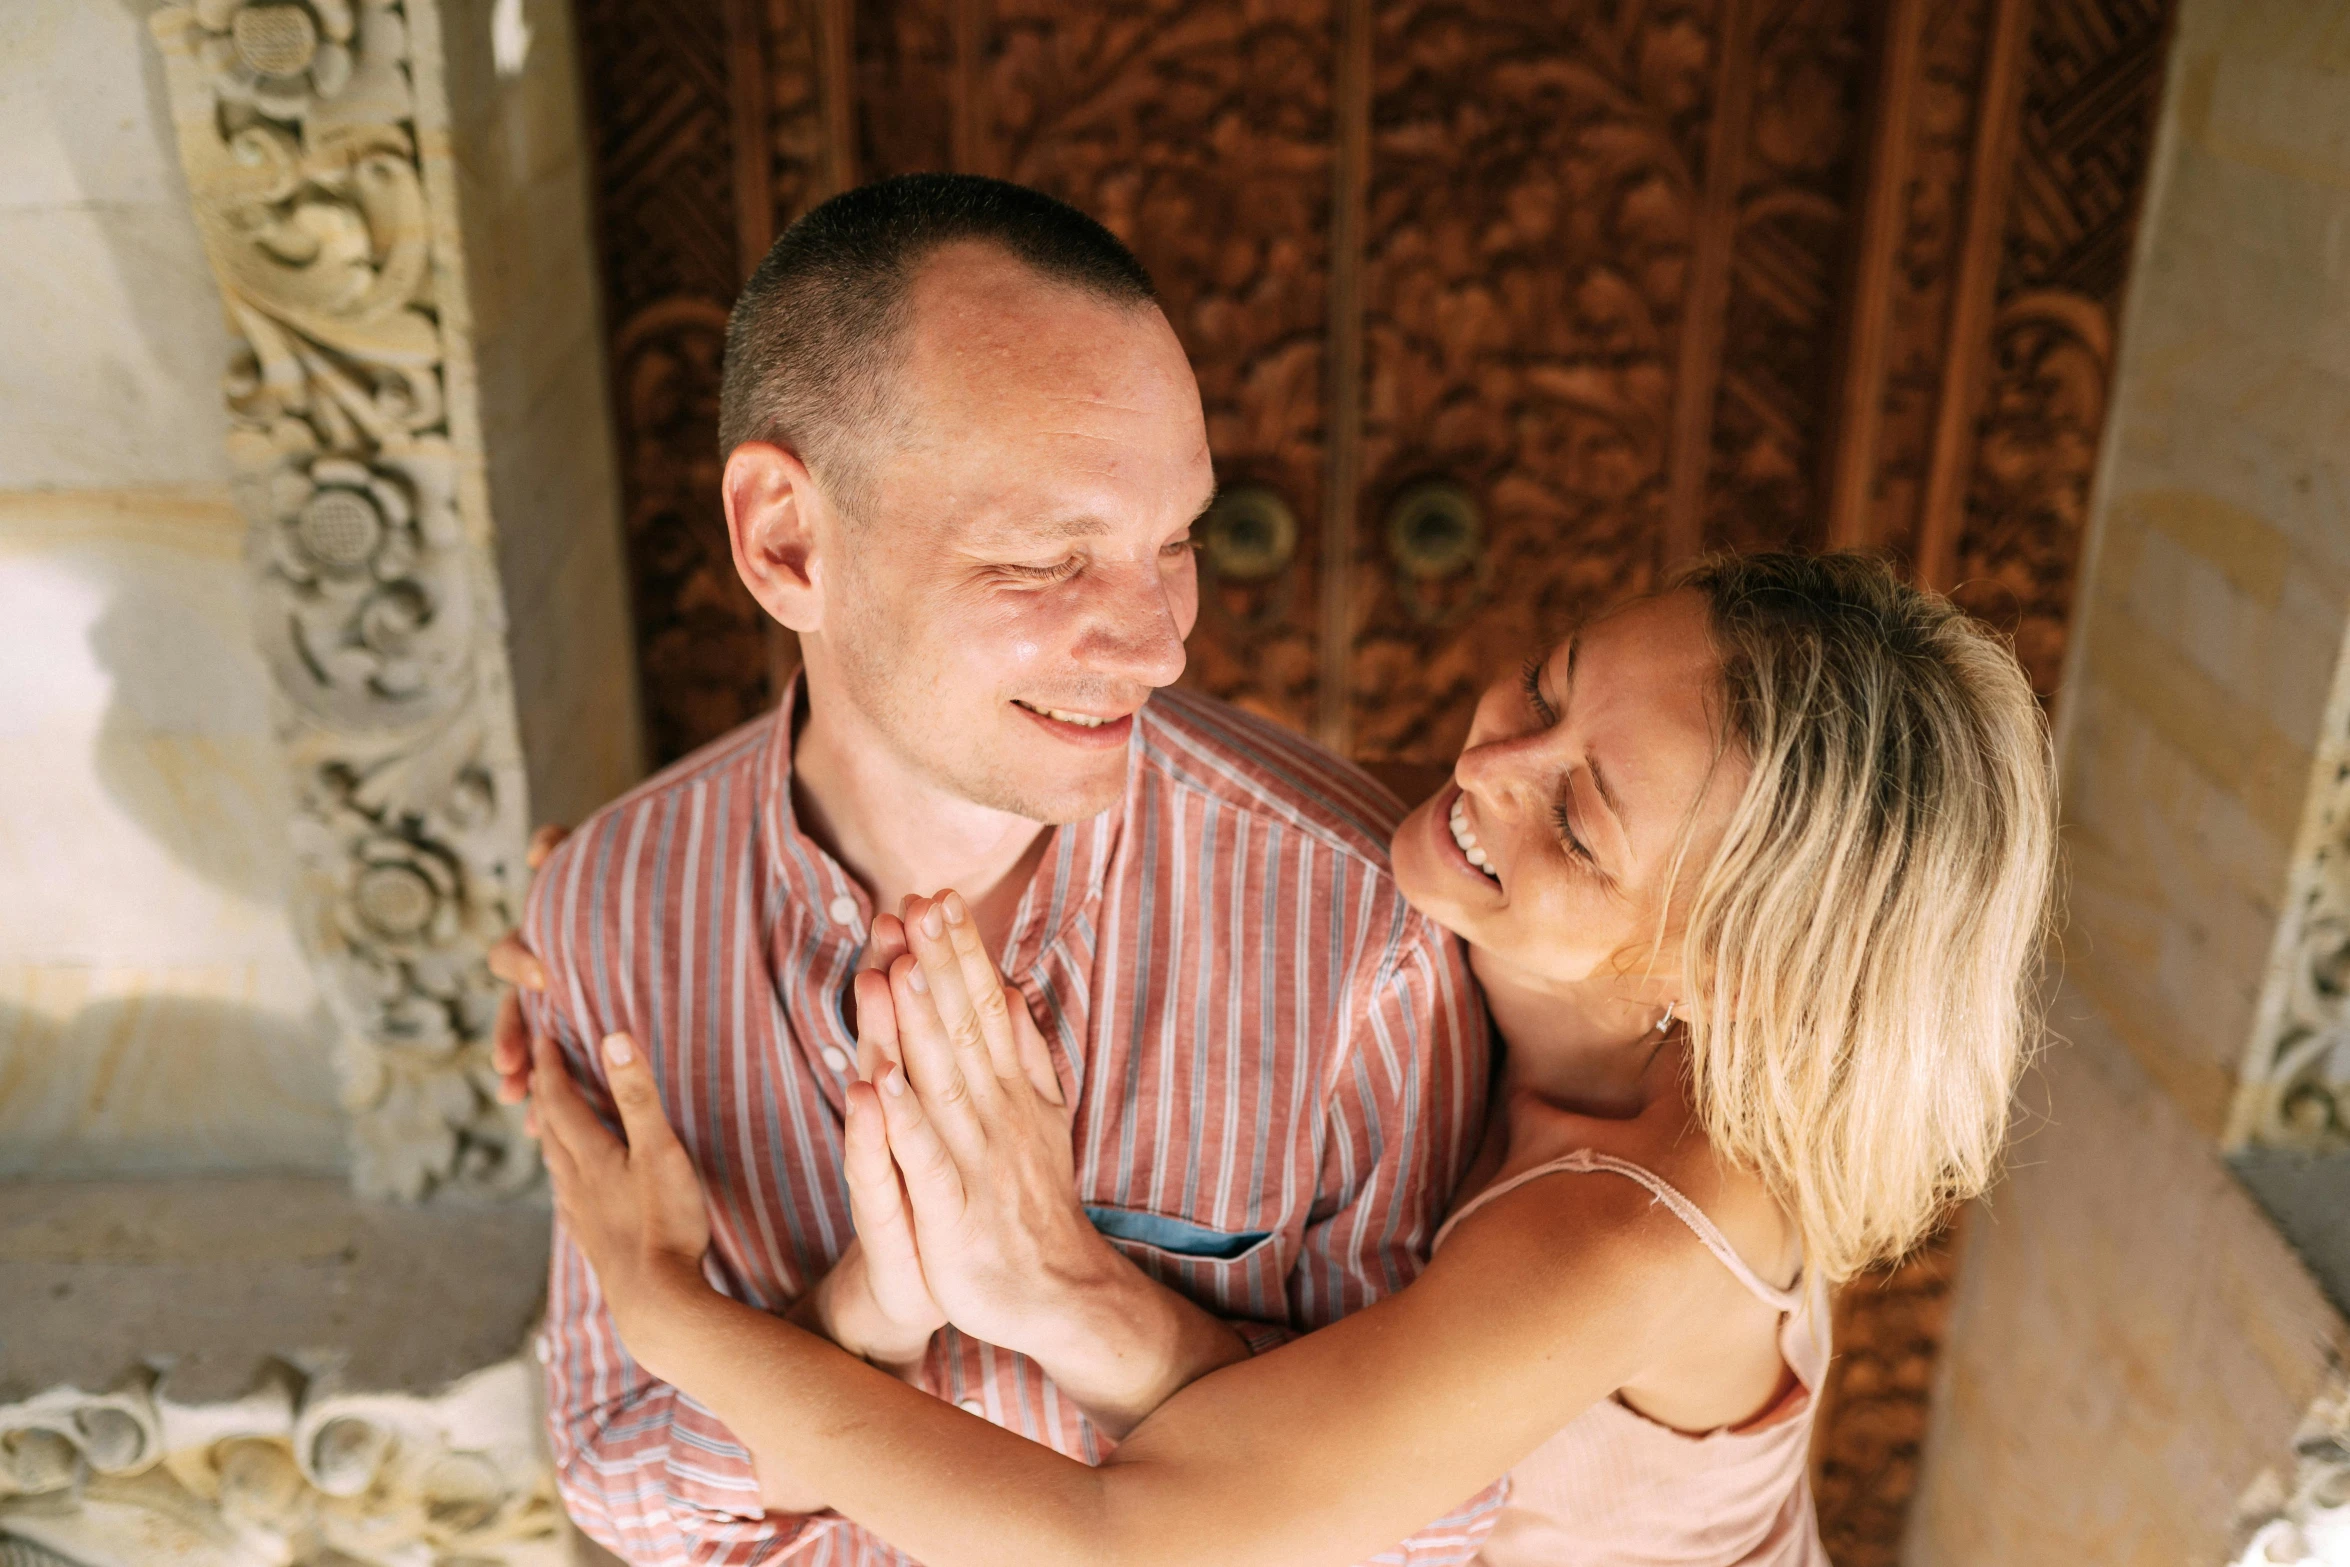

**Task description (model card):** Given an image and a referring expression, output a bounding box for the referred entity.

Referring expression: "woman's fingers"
[1007,984,1068,1109]
[526,823,571,870]
[874,1062,966,1227]
[488,931,546,990]
[530,1033,620,1172]
[492,988,533,1104]
[487,933,545,1106]
[599,1034,673,1156]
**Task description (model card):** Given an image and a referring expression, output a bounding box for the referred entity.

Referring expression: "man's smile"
[1010,698,1137,748]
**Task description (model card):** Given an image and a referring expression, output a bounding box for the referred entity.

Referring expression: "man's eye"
[1001,558,1081,583]
[1162,535,1199,557]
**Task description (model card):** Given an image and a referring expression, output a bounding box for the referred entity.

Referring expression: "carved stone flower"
[193,0,357,119]
[341,830,463,955]
[252,440,474,725]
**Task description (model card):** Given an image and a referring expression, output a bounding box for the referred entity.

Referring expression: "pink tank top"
[1433,1149,1832,1567]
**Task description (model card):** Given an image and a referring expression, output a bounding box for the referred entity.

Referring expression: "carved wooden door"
[571,0,2174,1558]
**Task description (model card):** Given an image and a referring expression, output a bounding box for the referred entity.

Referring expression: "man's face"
[817,243,1211,823]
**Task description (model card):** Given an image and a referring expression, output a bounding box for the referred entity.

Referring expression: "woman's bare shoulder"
[1478,1086,1801,1295]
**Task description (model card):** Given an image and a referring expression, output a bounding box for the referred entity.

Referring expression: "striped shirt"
[525,683,1499,1565]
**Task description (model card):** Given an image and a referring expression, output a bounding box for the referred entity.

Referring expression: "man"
[510,174,1493,1564]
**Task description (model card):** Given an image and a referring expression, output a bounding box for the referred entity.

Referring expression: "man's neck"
[789,681,1052,953]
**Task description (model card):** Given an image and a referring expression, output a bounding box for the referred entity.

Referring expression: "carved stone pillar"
[2230,1369,2350,1567]
[2232,643,2350,1154]
[144,0,585,1201]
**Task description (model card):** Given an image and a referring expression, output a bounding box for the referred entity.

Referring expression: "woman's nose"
[1452,728,1548,821]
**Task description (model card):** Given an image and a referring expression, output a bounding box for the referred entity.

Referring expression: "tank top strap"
[1434,1148,1804,1314]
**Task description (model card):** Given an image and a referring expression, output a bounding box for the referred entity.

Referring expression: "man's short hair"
[717,173,1158,498]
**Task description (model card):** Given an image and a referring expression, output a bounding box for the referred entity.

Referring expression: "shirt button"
[958,1398,985,1418]
[827,895,859,925]
[820,1046,850,1074]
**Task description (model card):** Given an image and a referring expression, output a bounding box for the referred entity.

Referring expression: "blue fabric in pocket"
[1084,1206,1271,1261]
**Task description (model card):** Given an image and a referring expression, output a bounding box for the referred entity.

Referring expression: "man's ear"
[723,441,830,633]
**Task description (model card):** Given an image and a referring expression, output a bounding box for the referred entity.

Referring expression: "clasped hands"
[511,877,1142,1417]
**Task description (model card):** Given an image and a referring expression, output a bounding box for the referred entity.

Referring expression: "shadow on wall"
[84,564,294,909]
[0,995,343,1178]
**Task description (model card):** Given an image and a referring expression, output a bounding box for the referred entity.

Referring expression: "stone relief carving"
[152,0,534,1199]
[2235,667,2350,1153]
[0,1362,565,1567]
[2232,1369,2350,1567]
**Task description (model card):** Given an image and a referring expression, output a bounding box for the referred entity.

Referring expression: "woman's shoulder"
[1483,1089,1801,1295]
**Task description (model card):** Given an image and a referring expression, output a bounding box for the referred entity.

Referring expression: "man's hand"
[797,910,945,1378]
[862,891,1087,1356]
[871,891,1249,1436]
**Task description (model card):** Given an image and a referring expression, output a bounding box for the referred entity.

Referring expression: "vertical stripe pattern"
[525,686,1497,1565]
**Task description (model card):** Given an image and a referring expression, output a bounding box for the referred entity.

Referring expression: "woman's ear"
[724,441,829,633]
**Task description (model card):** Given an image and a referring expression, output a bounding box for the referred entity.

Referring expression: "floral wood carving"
[853,0,959,180]
[1950,0,2173,696]
[1847,0,2002,563]
[0,1361,565,1567]
[1699,0,1864,558]
[150,0,535,1200]
[575,0,849,765]
[1348,0,1854,762]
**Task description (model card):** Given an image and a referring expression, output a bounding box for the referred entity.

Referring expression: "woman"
[525,551,2056,1566]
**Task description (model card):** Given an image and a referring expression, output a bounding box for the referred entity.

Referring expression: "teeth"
[1448,796,1499,884]
[1018,701,1111,728]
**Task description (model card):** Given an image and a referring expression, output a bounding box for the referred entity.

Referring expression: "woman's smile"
[1445,788,1503,887]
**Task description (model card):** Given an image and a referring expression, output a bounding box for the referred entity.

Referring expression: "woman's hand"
[531,1030,714,1383]
[489,824,570,1110]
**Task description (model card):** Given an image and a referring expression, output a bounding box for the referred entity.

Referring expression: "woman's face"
[1391,589,1746,990]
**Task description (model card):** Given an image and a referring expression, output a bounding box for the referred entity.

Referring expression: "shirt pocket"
[1083,1205,1287,1321]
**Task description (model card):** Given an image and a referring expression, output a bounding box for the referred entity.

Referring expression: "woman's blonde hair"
[1669,552,2057,1283]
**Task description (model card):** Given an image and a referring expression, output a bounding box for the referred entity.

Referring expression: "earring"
[1654,1001,1677,1035]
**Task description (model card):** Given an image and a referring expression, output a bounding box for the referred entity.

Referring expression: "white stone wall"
[1909,1,2350,1560]
[0,0,341,1175]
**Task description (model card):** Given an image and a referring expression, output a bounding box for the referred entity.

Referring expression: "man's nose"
[1075,560,1189,689]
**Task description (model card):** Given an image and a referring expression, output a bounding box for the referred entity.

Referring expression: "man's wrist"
[798,1256,932,1380]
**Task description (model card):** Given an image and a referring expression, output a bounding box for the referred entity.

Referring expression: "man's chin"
[960,752,1129,826]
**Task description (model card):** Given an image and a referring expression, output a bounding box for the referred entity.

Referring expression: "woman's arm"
[536,1029,1732,1567]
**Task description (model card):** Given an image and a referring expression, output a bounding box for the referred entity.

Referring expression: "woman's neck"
[1469,944,1672,1120]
